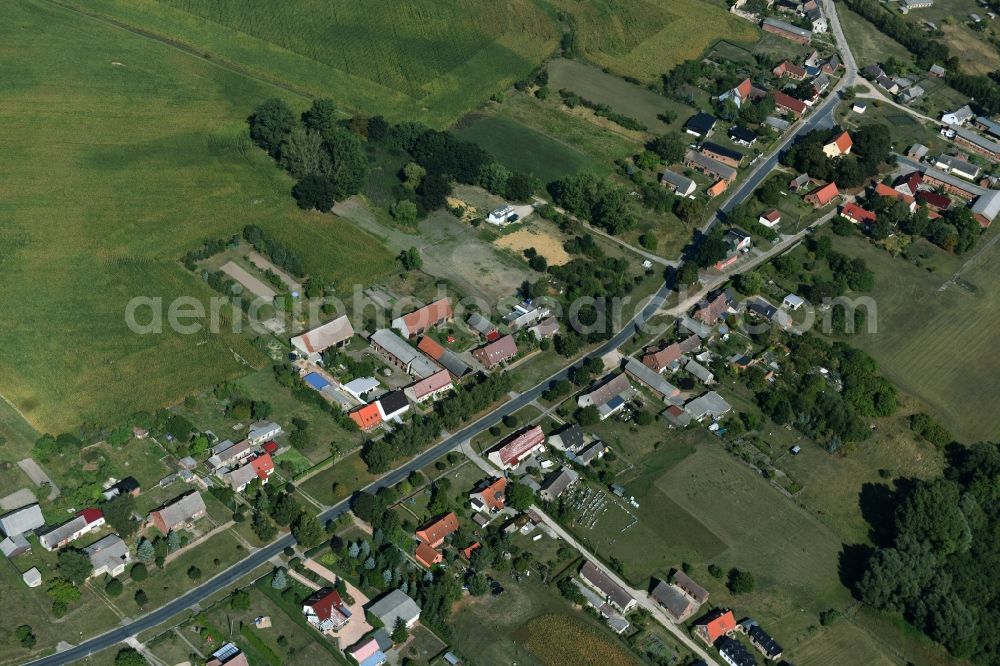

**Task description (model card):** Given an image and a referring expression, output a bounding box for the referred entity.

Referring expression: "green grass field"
[830,231,1000,442]
[454,115,602,183]
[0,1,394,432]
[68,0,560,127]
[548,0,758,83]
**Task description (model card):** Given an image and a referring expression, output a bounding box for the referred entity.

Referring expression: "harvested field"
[515,613,644,666]
[495,227,573,265]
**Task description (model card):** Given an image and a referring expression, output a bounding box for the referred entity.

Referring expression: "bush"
[130,563,147,582]
[106,578,124,597]
[727,568,755,595]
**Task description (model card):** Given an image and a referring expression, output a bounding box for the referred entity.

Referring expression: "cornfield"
[517,614,644,666]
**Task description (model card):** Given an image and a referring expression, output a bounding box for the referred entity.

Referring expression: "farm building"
[206,439,253,471]
[366,589,421,630]
[1,533,31,558]
[548,424,585,451]
[343,376,380,401]
[22,567,41,588]
[0,503,44,538]
[970,190,1000,227]
[932,155,980,180]
[719,78,752,108]
[773,91,806,117]
[701,142,744,168]
[466,312,497,338]
[686,359,716,385]
[370,329,440,378]
[488,425,546,470]
[417,336,471,379]
[762,17,812,44]
[247,421,282,445]
[660,169,697,197]
[579,560,636,612]
[290,315,355,361]
[391,299,453,338]
[772,61,806,79]
[950,126,1000,160]
[651,580,698,622]
[684,150,737,183]
[624,357,680,402]
[684,392,732,421]
[538,468,579,501]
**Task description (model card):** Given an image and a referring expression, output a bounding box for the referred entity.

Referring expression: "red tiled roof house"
[416,512,459,548]
[391,298,453,339]
[804,182,839,207]
[472,334,518,369]
[694,609,738,645]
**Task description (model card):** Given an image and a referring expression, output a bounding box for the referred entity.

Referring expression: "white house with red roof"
[303,588,351,633]
[719,78,752,108]
[39,508,105,551]
[840,203,877,224]
[470,477,507,514]
[823,131,853,158]
[488,425,546,470]
[758,209,781,228]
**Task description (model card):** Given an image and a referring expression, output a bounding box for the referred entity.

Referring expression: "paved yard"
[304,558,373,648]
[18,458,59,499]
[0,487,37,511]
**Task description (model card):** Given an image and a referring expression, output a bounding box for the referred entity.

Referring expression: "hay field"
[70,0,560,126]
[0,1,394,431]
[549,0,759,83]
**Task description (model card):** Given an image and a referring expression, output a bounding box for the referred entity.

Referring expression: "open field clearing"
[545,58,690,134]
[495,226,573,265]
[831,231,1000,442]
[69,0,559,126]
[0,1,394,431]
[548,0,758,83]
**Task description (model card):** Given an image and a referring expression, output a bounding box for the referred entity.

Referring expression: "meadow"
[0,1,394,432]
[515,614,644,666]
[70,0,560,127]
[547,0,758,83]
[830,231,1000,442]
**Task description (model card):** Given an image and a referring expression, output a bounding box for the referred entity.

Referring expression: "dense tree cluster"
[547,173,636,235]
[754,335,896,451]
[855,442,1000,662]
[242,225,306,277]
[781,125,892,189]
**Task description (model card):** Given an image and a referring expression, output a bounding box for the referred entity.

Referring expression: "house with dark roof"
[370,329,440,379]
[738,618,784,661]
[579,560,636,612]
[539,468,579,501]
[624,357,680,402]
[701,142,744,168]
[375,389,410,422]
[650,580,698,622]
[684,112,717,137]
[717,636,759,666]
[674,570,710,605]
[547,424,585,452]
[102,476,140,500]
[684,150,738,183]
[577,373,633,420]
[729,126,758,147]
[466,312,497,338]
[391,298,453,338]
[661,169,697,197]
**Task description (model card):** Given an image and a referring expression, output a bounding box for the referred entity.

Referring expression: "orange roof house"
[415,542,443,568]
[823,131,853,158]
[461,542,481,559]
[349,403,382,431]
[470,477,507,513]
[804,182,839,207]
[416,512,459,548]
[391,298,453,338]
[694,609,738,644]
[250,453,275,481]
[873,182,916,212]
[840,202,877,224]
[707,180,728,197]
[773,61,807,79]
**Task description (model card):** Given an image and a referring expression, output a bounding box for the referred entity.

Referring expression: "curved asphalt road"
[26,5,860,661]
[25,284,673,666]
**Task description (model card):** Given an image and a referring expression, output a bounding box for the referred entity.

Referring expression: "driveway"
[18,458,59,500]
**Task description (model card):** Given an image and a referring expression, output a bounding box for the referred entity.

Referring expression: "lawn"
[454,114,603,183]
[838,7,914,68]
[68,0,560,127]
[297,450,377,507]
[829,230,1000,442]
[547,0,758,84]
[0,1,395,433]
